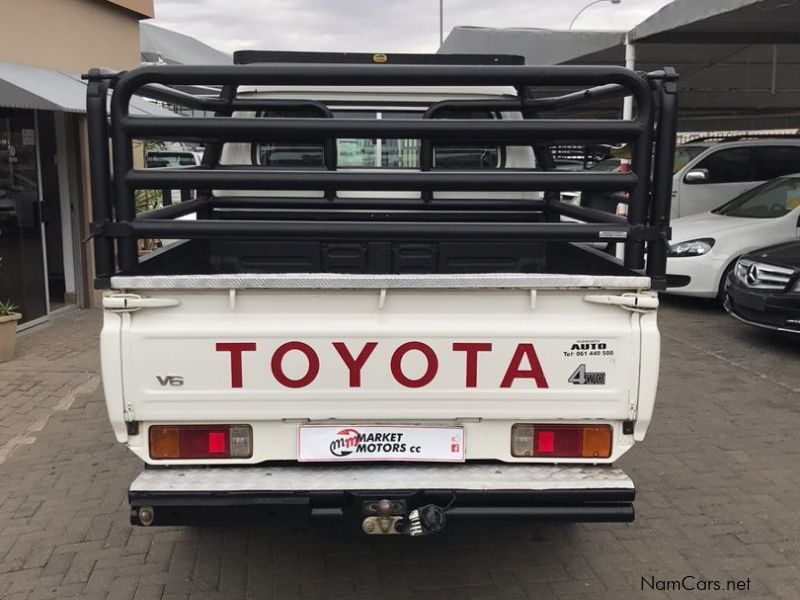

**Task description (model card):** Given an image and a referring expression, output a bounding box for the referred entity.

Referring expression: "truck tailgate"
[104,277,652,429]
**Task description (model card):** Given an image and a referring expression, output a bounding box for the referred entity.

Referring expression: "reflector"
[582,426,612,458]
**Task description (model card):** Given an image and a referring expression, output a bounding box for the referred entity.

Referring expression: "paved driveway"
[0,301,798,600]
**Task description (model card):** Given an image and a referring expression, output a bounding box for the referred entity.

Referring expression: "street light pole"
[439,0,444,46]
[569,0,622,30]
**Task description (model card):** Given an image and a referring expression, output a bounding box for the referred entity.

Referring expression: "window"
[253,109,501,170]
[694,147,755,184]
[753,145,800,181]
[673,145,707,174]
[146,152,198,168]
[714,177,800,218]
[254,108,326,168]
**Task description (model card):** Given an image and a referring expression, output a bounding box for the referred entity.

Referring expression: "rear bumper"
[129,464,635,526]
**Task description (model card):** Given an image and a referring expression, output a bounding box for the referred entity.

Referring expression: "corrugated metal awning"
[140,23,231,65]
[0,61,176,116]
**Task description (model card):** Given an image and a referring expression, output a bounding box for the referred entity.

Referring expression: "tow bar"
[361,498,450,536]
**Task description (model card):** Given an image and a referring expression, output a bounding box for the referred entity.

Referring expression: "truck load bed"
[131,238,634,280]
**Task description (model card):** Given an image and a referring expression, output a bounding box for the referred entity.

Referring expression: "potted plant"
[0,298,21,363]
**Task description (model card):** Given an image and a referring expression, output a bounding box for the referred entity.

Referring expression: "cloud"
[150,0,674,55]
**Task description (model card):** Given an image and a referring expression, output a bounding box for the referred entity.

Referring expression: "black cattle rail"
[84,63,678,287]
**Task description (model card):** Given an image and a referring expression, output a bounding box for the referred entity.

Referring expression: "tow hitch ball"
[361,499,447,536]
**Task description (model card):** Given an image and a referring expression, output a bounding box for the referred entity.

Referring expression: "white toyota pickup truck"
[85,51,678,535]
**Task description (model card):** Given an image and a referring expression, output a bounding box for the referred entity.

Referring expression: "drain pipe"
[617,34,637,262]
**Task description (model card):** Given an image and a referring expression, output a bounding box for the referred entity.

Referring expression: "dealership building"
[0,0,160,327]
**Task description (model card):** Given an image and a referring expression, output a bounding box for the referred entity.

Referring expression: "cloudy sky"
[150,0,675,55]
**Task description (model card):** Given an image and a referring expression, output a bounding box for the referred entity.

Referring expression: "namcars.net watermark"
[642,576,751,593]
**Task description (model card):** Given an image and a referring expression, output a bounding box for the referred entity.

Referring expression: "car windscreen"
[673,145,708,174]
[253,109,501,169]
[713,177,800,218]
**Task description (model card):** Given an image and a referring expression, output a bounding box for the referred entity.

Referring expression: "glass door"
[0,108,48,326]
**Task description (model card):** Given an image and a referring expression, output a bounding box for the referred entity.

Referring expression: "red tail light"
[149,425,252,459]
[511,424,611,458]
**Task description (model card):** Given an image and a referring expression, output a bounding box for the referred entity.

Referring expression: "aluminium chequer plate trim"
[112,272,651,290]
[130,464,634,493]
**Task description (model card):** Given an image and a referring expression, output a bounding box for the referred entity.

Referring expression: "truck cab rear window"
[253,109,501,169]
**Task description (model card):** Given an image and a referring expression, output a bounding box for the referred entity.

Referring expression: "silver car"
[671,139,800,219]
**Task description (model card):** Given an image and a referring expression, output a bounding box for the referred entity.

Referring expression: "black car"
[725,241,800,335]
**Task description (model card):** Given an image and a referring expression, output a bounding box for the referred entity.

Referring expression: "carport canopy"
[440,0,800,131]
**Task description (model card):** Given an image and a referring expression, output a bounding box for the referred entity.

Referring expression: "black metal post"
[195,84,238,220]
[85,70,115,279]
[210,196,548,211]
[108,76,139,274]
[518,86,560,223]
[624,81,656,271]
[125,169,639,193]
[137,197,209,220]
[646,69,679,289]
[131,218,635,242]
[124,116,644,144]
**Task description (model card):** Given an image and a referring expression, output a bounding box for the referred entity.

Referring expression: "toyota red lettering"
[271,341,320,388]
[216,340,549,389]
[332,341,378,387]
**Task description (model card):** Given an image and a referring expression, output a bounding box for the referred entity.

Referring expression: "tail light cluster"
[511,424,612,459]
[149,425,252,459]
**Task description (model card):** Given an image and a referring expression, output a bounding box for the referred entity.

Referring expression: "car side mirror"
[684,168,710,184]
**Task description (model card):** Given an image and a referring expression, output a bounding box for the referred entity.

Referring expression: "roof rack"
[686,133,800,144]
[233,50,525,66]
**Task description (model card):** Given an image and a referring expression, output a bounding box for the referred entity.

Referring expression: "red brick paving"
[0,303,798,599]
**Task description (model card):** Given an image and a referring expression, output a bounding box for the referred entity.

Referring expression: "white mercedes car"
[665,175,800,300]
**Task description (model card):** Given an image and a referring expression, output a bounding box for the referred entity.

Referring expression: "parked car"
[665,175,800,300]
[671,139,800,219]
[725,241,800,335]
[560,158,624,208]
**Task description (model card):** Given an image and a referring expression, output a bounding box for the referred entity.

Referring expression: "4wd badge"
[568,364,606,385]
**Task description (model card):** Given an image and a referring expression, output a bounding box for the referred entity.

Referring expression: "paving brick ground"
[0,301,799,600]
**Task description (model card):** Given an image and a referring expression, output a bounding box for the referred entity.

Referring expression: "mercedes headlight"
[668,238,715,258]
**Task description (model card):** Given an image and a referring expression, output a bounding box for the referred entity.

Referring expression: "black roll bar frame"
[84,63,678,288]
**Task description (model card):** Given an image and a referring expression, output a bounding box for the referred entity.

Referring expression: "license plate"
[297,425,465,463]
